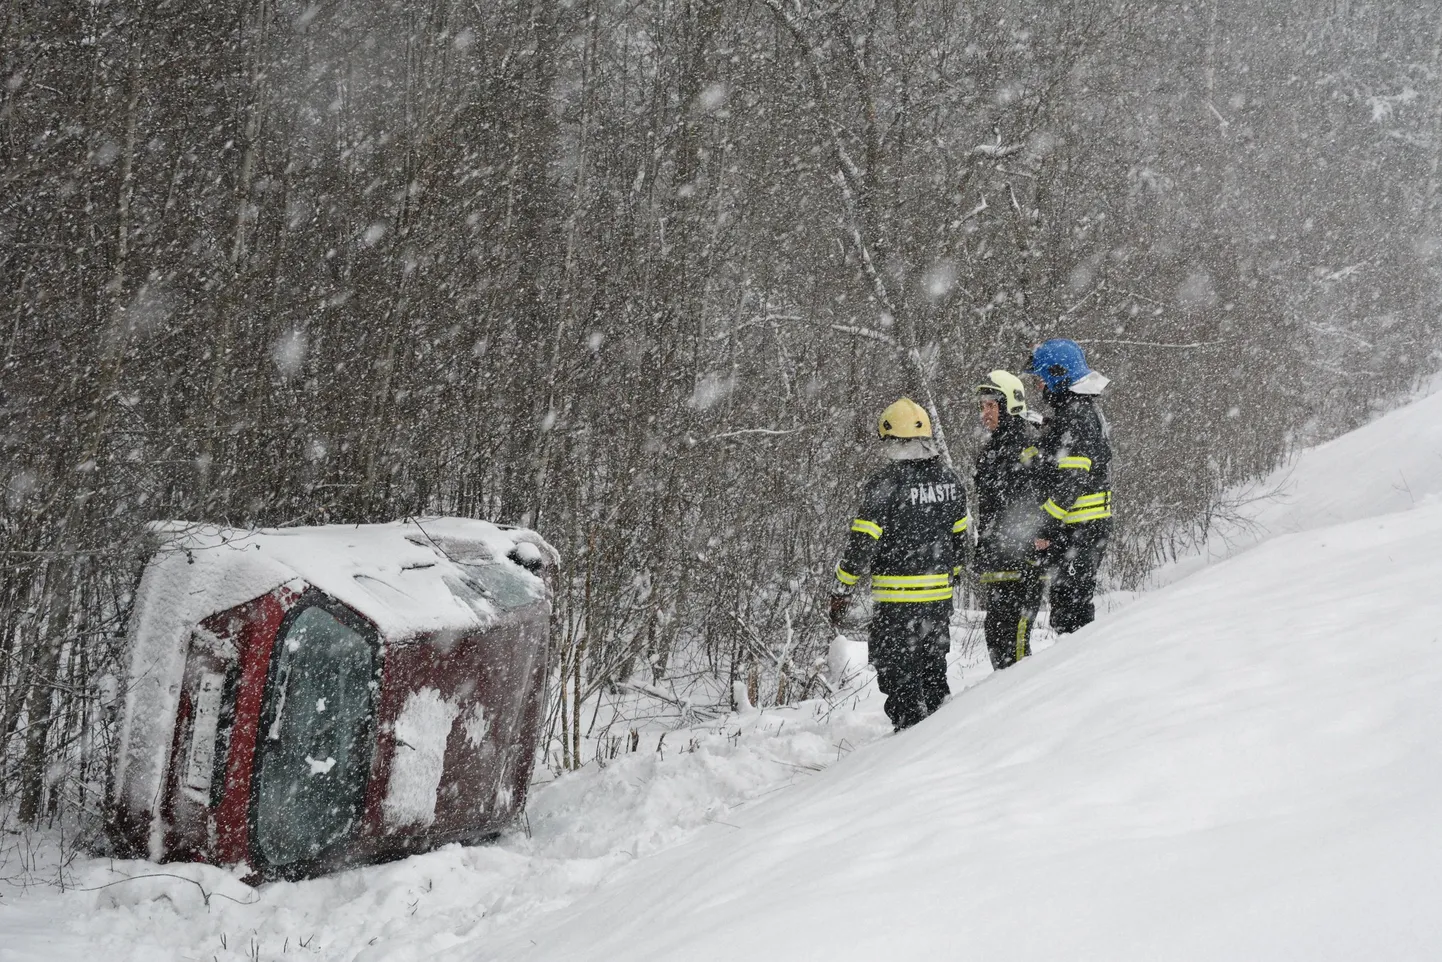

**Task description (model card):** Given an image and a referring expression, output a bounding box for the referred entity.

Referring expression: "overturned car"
[108,518,557,881]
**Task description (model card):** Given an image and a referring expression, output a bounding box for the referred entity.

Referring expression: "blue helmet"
[1026,338,1090,391]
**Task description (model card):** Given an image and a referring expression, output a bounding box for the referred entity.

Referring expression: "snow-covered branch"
[701,425,818,443]
[1077,338,1230,350]
[829,322,902,352]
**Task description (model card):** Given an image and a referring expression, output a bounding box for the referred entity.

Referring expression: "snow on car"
[106,517,558,881]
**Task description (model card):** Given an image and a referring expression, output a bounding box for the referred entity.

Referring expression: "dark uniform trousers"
[870,600,952,731]
[984,569,1043,670]
[1047,518,1112,634]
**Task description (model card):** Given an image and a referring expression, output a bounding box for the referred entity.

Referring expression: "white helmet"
[974,370,1027,416]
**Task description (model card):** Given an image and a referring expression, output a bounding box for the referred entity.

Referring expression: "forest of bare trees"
[3,0,1440,828]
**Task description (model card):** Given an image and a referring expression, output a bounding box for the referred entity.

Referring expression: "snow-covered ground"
[0,648,951,962]
[5,386,1442,961]
[1157,377,1442,584]
[480,502,1442,960]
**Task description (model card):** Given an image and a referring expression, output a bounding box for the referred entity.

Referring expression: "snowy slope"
[1197,382,1442,560]
[4,388,1442,961]
[476,504,1442,961]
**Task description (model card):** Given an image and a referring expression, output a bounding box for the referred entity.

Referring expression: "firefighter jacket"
[834,454,967,604]
[1035,390,1113,542]
[972,414,1043,579]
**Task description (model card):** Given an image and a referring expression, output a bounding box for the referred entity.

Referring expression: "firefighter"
[828,398,967,731]
[972,370,1044,670]
[1025,339,1114,634]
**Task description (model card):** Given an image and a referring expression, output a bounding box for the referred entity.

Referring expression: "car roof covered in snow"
[144,517,556,641]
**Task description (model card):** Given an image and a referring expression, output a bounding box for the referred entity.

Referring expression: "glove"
[828,593,851,629]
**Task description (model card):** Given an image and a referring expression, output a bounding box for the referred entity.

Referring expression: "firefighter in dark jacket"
[972,371,1044,670]
[1025,339,1114,634]
[829,398,967,732]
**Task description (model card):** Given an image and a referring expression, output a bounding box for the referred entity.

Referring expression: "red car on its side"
[107,518,557,882]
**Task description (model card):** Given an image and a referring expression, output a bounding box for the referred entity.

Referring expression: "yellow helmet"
[878,397,933,438]
[974,370,1027,416]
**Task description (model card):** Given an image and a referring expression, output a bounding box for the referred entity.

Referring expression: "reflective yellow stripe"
[1057,455,1092,470]
[873,587,953,603]
[872,573,950,589]
[952,565,964,579]
[1042,499,1068,521]
[1064,506,1113,523]
[1064,491,1113,523]
[850,518,883,539]
[1016,615,1030,662]
[835,565,859,586]
[952,516,970,534]
[1020,446,1039,464]
[980,571,1022,584]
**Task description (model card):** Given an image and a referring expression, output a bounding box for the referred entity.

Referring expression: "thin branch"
[701,425,818,443]
[1061,285,1100,317]
[76,872,260,907]
[1077,338,1230,349]
[829,322,902,352]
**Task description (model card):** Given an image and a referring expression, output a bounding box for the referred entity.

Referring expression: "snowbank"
[1202,381,1442,561]
[0,686,904,962]
[476,502,1442,961]
[1126,379,1442,601]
